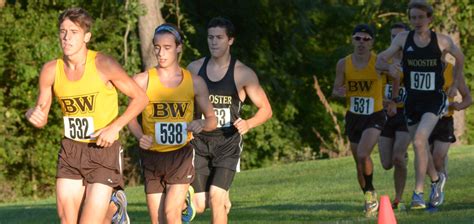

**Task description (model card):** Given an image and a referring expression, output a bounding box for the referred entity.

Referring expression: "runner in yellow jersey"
[378,23,411,210]
[127,23,217,224]
[427,62,471,208]
[333,24,397,217]
[25,8,148,224]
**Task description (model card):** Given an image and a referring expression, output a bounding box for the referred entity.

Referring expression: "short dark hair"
[391,22,409,31]
[408,0,433,18]
[58,8,93,32]
[207,17,235,38]
[154,23,184,46]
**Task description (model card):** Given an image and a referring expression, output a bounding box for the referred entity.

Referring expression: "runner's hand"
[386,101,397,117]
[447,86,457,98]
[91,125,120,148]
[139,135,153,149]
[187,120,204,134]
[25,103,46,128]
[234,118,250,135]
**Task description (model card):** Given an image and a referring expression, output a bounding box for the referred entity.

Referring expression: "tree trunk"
[433,1,465,145]
[138,0,165,70]
[0,0,5,8]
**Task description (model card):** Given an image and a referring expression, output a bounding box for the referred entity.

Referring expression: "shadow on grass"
[228,202,362,222]
[0,204,57,224]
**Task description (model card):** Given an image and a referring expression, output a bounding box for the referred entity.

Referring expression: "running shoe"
[111,190,130,224]
[364,191,379,217]
[429,172,446,207]
[392,199,406,212]
[410,191,426,210]
[182,186,196,223]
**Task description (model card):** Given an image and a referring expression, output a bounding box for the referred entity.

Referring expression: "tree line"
[1,0,473,200]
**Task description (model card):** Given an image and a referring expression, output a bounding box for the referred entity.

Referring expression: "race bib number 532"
[350,97,374,115]
[63,117,94,140]
[154,122,187,145]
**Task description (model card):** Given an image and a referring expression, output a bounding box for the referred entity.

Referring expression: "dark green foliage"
[0,1,145,200]
[1,0,473,200]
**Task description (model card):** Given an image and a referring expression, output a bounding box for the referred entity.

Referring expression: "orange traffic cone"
[378,195,397,224]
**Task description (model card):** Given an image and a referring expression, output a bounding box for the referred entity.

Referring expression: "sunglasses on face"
[352,35,372,42]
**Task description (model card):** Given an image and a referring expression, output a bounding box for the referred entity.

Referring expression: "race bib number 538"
[63,117,94,140]
[350,97,374,115]
[154,122,187,145]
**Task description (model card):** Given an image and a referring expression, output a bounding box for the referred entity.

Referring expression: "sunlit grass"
[1,146,473,223]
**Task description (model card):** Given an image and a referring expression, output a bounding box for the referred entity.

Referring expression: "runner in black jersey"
[186,17,272,223]
[376,0,465,210]
[378,23,411,210]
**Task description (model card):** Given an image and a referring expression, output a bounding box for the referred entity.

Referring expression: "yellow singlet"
[345,52,385,115]
[443,63,454,117]
[53,50,118,143]
[142,68,195,152]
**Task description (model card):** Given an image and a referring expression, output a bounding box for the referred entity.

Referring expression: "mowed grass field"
[1,145,474,223]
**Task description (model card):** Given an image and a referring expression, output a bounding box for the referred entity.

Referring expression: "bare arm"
[451,72,472,111]
[127,72,154,149]
[375,32,407,71]
[234,65,272,135]
[186,58,205,76]
[332,58,346,98]
[93,54,149,147]
[188,75,217,133]
[441,35,465,96]
[127,72,148,140]
[25,61,56,128]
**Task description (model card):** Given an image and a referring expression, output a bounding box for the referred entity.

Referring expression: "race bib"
[384,84,406,102]
[63,117,94,140]
[201,108,231,128]
[410,71,435,91]
[350,97,374,115]
[154,122,187,145]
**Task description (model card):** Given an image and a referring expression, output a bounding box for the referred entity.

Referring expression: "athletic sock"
[363,173,375,192]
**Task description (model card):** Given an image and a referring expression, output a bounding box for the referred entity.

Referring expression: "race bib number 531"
[63,117,94,140]
[350,97,374,115]
[155,122,187,145]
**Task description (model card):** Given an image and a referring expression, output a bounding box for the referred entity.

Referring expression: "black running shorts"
[345,110,387,143]
[429,116,456,144]
[380,108,408,138]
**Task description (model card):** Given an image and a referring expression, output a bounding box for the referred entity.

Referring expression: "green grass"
[1,146,474,223]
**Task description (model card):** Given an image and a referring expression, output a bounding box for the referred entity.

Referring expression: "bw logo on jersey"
[348,80,373,92]
[59,93,98,114]
[151,102,190,119]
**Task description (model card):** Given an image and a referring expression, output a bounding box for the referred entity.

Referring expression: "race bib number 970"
[350,97,374,115]
[63,117,94,140]
[410,71,435,91]
[384,84,406,101]
[154,122,187,145]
